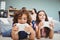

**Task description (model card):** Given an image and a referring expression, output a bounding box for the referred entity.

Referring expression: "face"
[18,14,27,24]
[32,10,35,13]
[38,12,46,21]
[32,9,35,14]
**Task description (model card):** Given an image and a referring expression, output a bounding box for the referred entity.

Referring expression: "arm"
[25,25,35,40]
[49,21,54,39]
[35,24,41,39]
[49,21,54,29]
[11,24,19,40]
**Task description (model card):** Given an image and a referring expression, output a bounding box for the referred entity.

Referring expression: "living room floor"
[0,33,60,40]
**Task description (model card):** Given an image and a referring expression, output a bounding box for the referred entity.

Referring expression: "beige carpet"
[0,33,60,40]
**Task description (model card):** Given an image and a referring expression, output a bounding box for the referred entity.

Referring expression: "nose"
[42,15,44,18]
[21,19,25,22]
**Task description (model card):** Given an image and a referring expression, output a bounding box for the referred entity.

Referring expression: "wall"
[0,0,60,21]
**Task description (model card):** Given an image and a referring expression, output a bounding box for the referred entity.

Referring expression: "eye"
[43,14,45,16]
[39,14,42,16]
[23,18,27,20]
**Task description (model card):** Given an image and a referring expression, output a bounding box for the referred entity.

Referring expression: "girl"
[30,8,37,21]
[29,8,37,30]
[35,10,54,39]
[11,9,35,40]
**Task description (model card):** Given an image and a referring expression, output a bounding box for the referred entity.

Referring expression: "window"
[1,1,6,10]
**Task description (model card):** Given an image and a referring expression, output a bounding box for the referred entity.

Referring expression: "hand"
[24,27,30,32]
[12,24,19,31]
[12,24,19,35]
[49,21,54,28]
[38,22,44,29]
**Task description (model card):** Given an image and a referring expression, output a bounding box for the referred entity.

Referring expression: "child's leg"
[11,30,19,40]
[49,29,54,39]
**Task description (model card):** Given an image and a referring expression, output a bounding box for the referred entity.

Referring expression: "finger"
[13,24,16,27]
[12,26,18,31]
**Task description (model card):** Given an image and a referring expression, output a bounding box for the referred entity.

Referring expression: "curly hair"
[13,9,32,25]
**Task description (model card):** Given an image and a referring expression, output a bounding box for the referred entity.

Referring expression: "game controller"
[15,23,30,34]
[41,21,52,29]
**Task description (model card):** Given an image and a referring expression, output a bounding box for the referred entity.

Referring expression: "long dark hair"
[40,27,50,37]
[36,10,48,25]
[33,8,37,14]
[13,9,32,25]
[36,10,50,37]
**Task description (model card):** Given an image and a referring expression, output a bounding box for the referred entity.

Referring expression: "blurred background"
[0,0,60,40]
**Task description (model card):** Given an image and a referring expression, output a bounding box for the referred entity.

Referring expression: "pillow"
[0,18,12,37]
[0,18,10,25]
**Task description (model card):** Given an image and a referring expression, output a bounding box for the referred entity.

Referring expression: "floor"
[0,33,60,40]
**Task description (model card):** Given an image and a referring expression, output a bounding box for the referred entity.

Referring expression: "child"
[11,9,35,40]
[30,8,37,21]
[35,10,54,39]
[29,8,37,30]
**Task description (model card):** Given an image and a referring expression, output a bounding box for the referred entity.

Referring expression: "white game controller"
[41,21,52,29]
[15,23,30,34]
[44,21,49,28]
